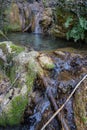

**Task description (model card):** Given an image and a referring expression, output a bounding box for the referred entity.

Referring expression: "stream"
[0,33,87,130]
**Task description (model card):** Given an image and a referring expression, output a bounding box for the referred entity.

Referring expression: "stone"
[39,54,55,70]
[54,51,65,59]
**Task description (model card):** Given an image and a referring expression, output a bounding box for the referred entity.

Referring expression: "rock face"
[1,0,34,32]
[40,8,53,34]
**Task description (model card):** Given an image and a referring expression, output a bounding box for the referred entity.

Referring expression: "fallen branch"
[41,74,87,130]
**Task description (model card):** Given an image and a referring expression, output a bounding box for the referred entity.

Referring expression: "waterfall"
[33,1,43,34]
[34,12,42,34]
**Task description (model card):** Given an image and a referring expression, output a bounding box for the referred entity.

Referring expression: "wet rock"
[58,80,75,94]
[73,78,87,130]
[39,53,55,70]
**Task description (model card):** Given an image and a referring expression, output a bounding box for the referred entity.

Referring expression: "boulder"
[38,53,55,70]
[0,42,39,126]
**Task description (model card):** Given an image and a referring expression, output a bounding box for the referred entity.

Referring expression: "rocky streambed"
[0,41,87,130]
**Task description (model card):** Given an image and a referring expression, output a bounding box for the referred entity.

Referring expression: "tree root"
[41,74,87,130]
[40,75,70,130]
[47,89,70,130]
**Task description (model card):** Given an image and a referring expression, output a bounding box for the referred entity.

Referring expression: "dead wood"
[41,74,87,130]
[40,75,70,130]
[47,89,70,130]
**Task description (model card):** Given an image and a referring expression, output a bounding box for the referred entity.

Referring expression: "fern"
[65,16,73,28]
[79,17,87,30]
[66,17,87,42]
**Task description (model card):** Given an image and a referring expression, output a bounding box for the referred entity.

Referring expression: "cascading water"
[31,1,43,34]
[34,12,42,34]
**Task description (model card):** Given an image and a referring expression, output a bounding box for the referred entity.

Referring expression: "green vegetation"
[3,24,21,33]
[44,63,55,70]
[81,117,87,124]
[10,44,24,55]
[0,95,28,126]
[65,17,87,42]
[55,0,87,42]
[26,62,36,92]
[7,95,28,126]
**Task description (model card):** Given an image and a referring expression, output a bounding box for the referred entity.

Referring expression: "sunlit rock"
[39,53,55,70]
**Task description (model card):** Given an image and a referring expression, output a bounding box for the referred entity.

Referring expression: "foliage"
[56,0,87,41]
[64,16,73,28]
[65,17,87,42]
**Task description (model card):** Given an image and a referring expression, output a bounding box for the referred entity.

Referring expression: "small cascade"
[32,1,44,34]
[34,12,42,34]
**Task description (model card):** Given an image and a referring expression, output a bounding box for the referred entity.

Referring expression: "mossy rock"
[38,54,55,70]
[73,79,87,130]
[0,50,52,126]
[3,2,21,32]
[0,41,24,71]
[0,41,24,55]
[0,94,28,126]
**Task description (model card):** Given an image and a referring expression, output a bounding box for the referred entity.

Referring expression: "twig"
[41,74,87,130]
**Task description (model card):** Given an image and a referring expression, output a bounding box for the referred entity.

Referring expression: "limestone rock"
[39,54,55,70]
[40,8,53,33]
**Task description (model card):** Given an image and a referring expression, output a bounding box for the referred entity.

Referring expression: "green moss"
[3,2,21,33]
[4,24,21,32]
[45,63,55,70]
[81,117,87,124]
[0,42,24,55]
[26,63,36,92]
[7,95,28,126]
[0,95,28,126]
[9,66,16,83]
[0,112,7,127]
[0,43,7,53]
[10,44,24,54]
